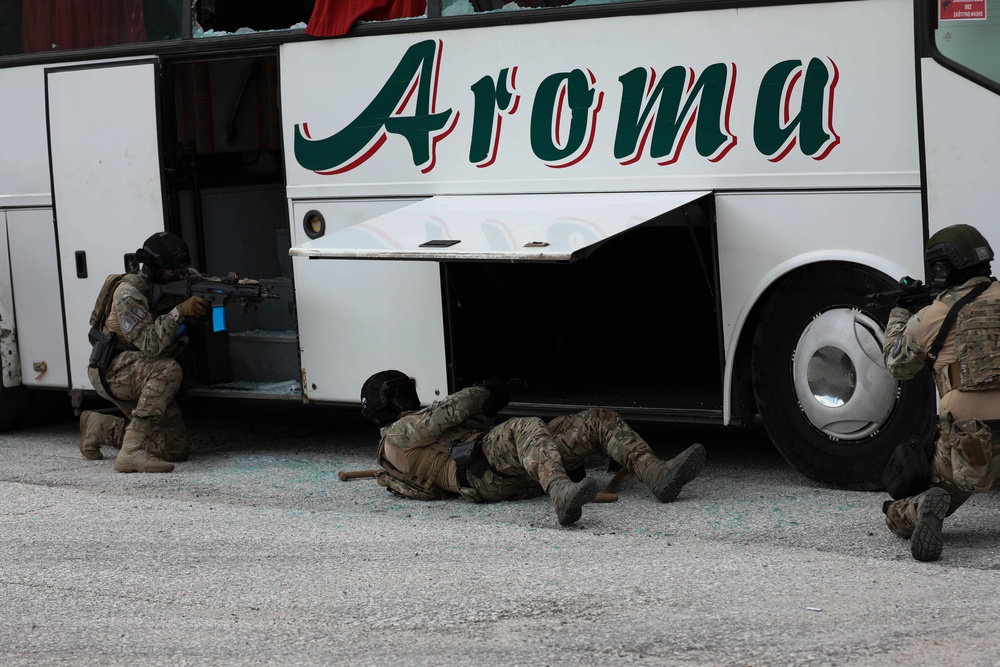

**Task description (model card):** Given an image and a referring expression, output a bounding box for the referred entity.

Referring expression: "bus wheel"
[0,384,33,431]
[751,264,935,490]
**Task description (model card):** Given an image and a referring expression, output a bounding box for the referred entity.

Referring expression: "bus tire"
[0,384,34,431]
[751,263,936,490]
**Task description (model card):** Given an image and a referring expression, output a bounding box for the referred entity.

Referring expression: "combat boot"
[638,443,706,503]
[114,429,174,473]
[911,487,949,562]
[547,476,600,526]
[79,411,104,460]
[79,411,125,460]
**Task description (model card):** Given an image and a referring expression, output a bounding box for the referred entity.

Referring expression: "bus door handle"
[75,250,87,279]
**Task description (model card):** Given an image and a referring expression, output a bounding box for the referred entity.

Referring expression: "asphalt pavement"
[2,395,1000,666]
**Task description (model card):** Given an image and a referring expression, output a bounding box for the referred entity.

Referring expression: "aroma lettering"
[294,39,839,175]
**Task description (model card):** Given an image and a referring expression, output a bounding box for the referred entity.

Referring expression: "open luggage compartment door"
[292,191,710,263]
[290,191,714,412]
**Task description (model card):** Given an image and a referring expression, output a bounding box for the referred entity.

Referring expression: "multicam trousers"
[461,408,658,503]
[88,351,190,462]
[884,425,1000,538]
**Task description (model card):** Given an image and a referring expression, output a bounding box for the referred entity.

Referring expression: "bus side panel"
[716,190,925,417]
[280,0,919,199]
[0,64,51,207]
[290,199,448,403]
[6,209,66,388]
[922,60,1000,243]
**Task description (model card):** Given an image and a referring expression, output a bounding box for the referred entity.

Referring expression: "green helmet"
[925,224,994,287]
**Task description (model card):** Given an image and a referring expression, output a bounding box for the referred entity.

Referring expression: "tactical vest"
[954,298,1000,391]
[375,436,454,500]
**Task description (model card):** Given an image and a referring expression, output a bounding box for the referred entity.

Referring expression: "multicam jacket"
[106,273,187,358]
[883,276,1000,421]
[377,386,494,493]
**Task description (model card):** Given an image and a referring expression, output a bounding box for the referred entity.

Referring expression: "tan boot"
[638,443,706,503]
[79,411,103,460]
[114,429,174,473]
[79,411,126,460]
[547,476,600,526]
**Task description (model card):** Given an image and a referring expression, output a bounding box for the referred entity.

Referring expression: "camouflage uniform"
[86,272,191,462]
[882,277,1000,537]
[379,386,669,502]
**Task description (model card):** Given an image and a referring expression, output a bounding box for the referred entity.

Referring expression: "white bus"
[0,0,997,489]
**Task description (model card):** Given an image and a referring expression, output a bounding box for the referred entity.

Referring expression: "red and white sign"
[940,0,987,21]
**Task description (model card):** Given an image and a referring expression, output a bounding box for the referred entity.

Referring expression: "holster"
[88,327,120,401]
[449,435,484,488]
[88,327,117,370]
[449,434,515,488]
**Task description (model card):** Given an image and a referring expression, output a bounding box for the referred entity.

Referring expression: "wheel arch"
[725,253,914,427]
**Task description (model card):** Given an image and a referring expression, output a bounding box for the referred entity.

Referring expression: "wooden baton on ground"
[590,465,632,503]
[338,469,380,481]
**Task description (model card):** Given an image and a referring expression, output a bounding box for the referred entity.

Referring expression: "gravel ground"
[2,395,1000,666]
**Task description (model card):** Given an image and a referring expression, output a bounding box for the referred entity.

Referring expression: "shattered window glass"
[194,1,313,38]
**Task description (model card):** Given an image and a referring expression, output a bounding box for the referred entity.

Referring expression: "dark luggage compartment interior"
[442,202,724,422]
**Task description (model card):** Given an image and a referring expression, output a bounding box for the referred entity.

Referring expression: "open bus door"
[46,60,166,398]
[47,54,301,405]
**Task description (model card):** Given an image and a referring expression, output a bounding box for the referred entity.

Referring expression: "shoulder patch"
[120,309,144,335]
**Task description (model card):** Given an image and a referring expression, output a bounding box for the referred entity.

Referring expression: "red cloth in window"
[22,0,146,53]
[306,0,426,38]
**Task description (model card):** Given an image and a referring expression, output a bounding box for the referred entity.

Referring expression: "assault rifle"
[866,276,938,312]
[150,272,278,313]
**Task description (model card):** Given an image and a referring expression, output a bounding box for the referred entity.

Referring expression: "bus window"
[1,0,184,54]
[935,0,1000,84]
[197,1,313,34]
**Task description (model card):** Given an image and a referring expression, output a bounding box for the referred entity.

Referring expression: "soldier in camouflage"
[79,232,210,473]
[361,370,706,527]
[882,224,1000,561]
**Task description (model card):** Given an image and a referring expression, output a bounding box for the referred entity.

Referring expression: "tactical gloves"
[177,295,210,318]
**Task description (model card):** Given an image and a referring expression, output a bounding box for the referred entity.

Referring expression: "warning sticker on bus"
[940,0,987,20]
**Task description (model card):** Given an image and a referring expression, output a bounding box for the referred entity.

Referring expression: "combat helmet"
[925,224,994,288]
[360,370,420,426]
[135,232,191,282]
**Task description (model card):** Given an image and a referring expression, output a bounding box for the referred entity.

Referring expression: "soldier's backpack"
[89,273,126,333]
[955,297,1000,391]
